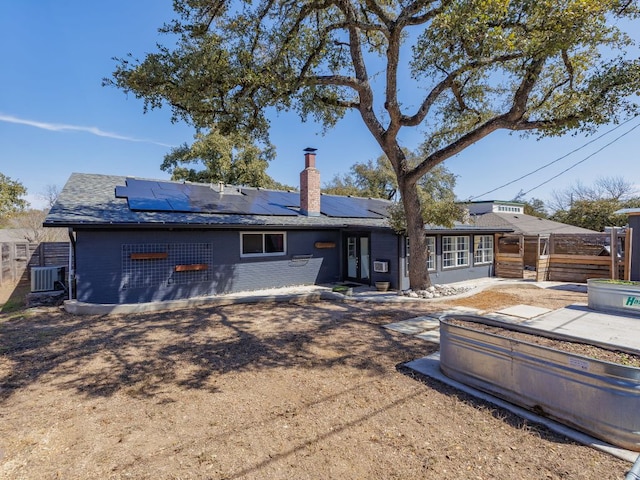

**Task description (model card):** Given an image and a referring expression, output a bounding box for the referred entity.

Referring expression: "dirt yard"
[0,283,633,479]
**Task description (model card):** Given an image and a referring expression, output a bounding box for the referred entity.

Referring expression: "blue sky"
[1,1,639,211]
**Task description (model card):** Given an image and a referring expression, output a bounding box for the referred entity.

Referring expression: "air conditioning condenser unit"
[31,266,65,292]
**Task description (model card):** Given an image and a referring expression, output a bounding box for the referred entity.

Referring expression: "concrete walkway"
[383,300,640,353]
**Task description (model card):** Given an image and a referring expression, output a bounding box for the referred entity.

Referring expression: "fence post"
[610,227,618,280]
[626,228,633,281]
[10,242,16,283]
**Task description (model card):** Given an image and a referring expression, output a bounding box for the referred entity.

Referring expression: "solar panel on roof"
[116,178,301,216]
[362,198,391,217]
[166,197,192,211]
[117,178,389,218]
[128,197,173,211]
[320,195,386,218]
[155,181,185,192]
[250,190,299,215]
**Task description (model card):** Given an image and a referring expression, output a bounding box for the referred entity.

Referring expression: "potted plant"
[439,314,640,452]
[375,280,390,292]
[331,284,353,296]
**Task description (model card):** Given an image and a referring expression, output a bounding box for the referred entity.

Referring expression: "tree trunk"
[399,177,432,290]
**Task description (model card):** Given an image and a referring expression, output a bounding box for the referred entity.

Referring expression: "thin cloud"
[0,113,174,148]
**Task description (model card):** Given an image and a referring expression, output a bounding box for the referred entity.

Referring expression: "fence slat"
[0,241,70,286]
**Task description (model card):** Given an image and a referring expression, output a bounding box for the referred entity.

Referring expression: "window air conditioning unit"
[31,266,65,292]
[373,260,389,273]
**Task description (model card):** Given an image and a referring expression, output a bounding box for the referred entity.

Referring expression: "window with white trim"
[497,205,523,213]
[240,232,286,257]
[442,236,469,268]
[405,236,436,273]
[474,235,494,264]
[426,236,436,271]
[404,236,410,276]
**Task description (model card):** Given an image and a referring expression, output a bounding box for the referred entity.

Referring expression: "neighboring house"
[44,150,509,305]
[466,201,597,235]
[466,200,599,271]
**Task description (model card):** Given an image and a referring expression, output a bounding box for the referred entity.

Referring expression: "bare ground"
[0,283,633,479]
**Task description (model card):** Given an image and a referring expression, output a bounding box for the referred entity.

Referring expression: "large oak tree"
[108,0,640,289]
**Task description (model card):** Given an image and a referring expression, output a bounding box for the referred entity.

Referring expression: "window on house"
[442,236,469,268]
[426,236,436,271]
[474,235,494,264]
[241,232,286,257]
[405,236,436,274]
[404,236,410,276]
[497,205,522,213]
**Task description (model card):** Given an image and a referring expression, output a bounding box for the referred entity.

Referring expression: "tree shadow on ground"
[0,300,435,401]
[396,364,590,450]
[0,279,30,313]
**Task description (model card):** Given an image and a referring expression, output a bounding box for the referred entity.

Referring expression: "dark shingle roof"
[470,212,597,235]
[44,173,395,229]
[45,173,514,235]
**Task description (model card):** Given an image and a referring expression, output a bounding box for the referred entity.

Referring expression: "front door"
[345,234,370,283]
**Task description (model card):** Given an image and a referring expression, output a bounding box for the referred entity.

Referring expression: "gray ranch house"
[44,150,509,305]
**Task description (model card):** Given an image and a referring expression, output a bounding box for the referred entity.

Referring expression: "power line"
[518,121,640,196]
[468,115,640,200]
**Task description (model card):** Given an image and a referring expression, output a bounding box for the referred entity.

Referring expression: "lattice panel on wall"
[122,243,212,289]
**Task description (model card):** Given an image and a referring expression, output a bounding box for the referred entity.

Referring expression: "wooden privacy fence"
[1,242,30,286]
[547,232,628,282]
[0,242,69,286]
[495,230,631,283]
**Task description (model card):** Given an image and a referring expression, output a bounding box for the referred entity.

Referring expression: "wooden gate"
[535,235,550,282]
[494,234,524,278]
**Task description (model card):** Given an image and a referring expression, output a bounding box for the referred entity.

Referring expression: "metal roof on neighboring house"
[470,212,598,235]
[615,208,640,216]
[44,173,513,235]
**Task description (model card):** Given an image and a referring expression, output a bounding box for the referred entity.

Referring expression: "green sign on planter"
[625,296,640,308]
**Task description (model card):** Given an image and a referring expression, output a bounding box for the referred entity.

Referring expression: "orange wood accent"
[174,264,208,272]
[314,242,336,249]
[130,252,168,260]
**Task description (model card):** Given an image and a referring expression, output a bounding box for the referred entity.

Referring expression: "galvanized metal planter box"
[588,278,640,317]
[439,315,640,452]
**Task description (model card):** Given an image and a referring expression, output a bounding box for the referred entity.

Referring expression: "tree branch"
[401,53,523,127]
[334,1,386,142]
[315,94,360,109]
[407,57,555,183]
[400,0,445,27]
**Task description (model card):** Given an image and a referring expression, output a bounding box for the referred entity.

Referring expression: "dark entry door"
[345,234,370,283]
